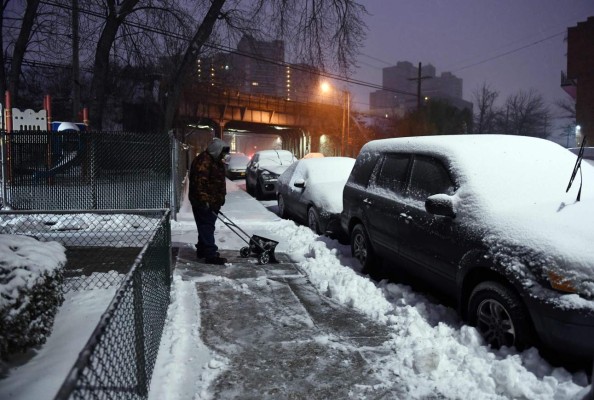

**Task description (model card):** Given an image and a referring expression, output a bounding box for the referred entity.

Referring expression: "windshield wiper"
[566,137,587,201]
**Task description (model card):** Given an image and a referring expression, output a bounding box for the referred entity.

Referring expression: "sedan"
[276,157,355,240]
[224,153,250,180]
[246,149,296,200]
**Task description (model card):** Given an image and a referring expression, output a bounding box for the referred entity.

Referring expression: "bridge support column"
[214,121,225,139]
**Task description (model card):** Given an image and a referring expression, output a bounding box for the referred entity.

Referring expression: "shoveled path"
[174,246,411,400]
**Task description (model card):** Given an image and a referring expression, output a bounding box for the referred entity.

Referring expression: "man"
[188,137,230,265]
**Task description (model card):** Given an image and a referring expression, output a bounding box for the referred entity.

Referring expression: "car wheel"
[468,281,533,351]
[307,206,321,234]
[278,195,287,218]
[255,181,264,200]
[351,224,378,273]
[246,179,253,195]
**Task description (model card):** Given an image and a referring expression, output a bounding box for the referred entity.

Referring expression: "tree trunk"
[8,0,40,105]
[161,0,226,133]
[88,0,139,129]
[0,1,7,97]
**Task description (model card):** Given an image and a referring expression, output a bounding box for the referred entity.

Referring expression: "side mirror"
[425,194,456,218]
[293,179,306,189]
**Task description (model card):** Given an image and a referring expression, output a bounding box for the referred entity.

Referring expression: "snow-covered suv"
[341,134,594,359]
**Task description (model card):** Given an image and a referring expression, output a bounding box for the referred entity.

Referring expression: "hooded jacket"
[189,138,230,208]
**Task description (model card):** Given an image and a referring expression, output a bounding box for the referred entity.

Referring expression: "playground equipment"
[1,91,90,207]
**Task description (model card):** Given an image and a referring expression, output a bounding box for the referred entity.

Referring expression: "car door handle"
[363,198,372,205]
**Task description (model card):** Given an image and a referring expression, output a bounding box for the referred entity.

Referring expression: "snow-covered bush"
[0,234,67,360]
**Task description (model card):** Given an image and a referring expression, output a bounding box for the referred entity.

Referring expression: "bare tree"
[2,0,71,108]
[500,89,551,138]
[555,97,576,120]
[2,0,42,104]
[3,0,366,130]
[472,82,499,134]
[159,0,367,132]
[555,97,577,147]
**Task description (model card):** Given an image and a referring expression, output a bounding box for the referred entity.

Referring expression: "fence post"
[133,269,148,397]
[0,131,10,209]
[169,131,177,221]
[90,132,97,209]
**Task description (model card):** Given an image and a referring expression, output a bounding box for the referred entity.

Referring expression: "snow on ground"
[0,287,117,399]
[152,179,593,400]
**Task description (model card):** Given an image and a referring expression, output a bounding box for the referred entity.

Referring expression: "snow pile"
[0,234,66,360]
[258,217,592,399]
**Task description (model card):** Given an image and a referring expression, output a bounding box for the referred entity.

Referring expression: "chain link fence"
[1,130,172,211]
[0,129,193,399]
[0,209,171,400]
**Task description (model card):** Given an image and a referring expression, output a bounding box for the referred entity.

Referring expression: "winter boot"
[205,255,227,265]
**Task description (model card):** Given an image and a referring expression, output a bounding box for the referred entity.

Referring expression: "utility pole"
[72,0,80,121]
[408,62,432,110]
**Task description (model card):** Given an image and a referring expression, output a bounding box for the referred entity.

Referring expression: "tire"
[350,224,379,273]
[307,206,321,234]
[258,251,270,265]
[278,195,287,218]
[246,179,253,195]
[255,181,264,200]
[468,281,533,351]
[240,246,250,257]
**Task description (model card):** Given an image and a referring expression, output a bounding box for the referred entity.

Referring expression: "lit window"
[252,82,259,86]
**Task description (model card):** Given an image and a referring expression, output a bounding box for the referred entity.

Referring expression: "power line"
[451,31,565,72]
[37,0,418,98]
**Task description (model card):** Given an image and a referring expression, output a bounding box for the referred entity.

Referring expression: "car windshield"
[257,150,295,167]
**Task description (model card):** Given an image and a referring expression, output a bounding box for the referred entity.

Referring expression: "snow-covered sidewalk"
[150,179,593,400]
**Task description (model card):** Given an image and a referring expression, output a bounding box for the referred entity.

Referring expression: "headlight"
[546,271,577,293]
[545,270,594,299]
[261,172,278,181]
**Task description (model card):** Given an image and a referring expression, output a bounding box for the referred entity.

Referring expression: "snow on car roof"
[362,134,594,285]
[297,156,355,183]
[256,149,295,166]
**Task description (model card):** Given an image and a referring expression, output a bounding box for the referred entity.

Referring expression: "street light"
[320,82,350,156]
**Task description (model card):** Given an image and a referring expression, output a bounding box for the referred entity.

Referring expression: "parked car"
[224,152,250,180]
[246,149,297,200]
[276,157,355,238]
[341,134,594,359]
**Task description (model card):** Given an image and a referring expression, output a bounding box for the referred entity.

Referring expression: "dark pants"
[191,203,218,258]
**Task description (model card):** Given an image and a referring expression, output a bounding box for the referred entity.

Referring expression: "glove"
[210,204,221,214]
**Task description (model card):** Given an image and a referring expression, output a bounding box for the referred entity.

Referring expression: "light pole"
[342,90,350,157]
[320,82,350,156]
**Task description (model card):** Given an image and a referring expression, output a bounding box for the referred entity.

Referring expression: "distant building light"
[225,65,229,70]
[252,82,259,86]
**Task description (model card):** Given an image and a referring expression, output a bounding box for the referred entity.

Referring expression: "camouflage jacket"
[188,151,226,208]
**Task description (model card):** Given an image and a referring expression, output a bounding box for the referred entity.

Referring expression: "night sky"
[349,0,594,123]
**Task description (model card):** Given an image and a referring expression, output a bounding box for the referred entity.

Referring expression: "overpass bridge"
[178,85,347,157]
